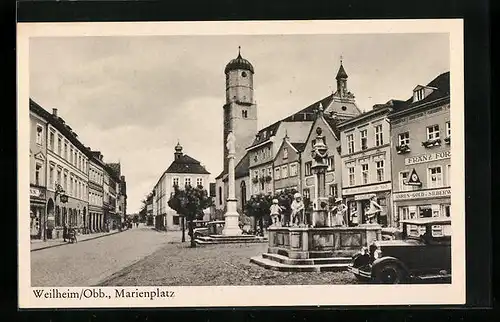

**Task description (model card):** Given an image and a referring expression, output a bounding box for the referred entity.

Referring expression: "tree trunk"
[253,216,258,235]
[188,219,196,248]
[181,216,186,242]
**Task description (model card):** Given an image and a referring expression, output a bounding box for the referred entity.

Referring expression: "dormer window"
[242,110,248,118]
[414,88,425,102]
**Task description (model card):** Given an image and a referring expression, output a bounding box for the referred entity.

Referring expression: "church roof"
[336,63,348,80]
[165,154,210,174]
[224,49,255,74]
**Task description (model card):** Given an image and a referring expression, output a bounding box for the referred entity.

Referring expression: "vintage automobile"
[348,217,451,284]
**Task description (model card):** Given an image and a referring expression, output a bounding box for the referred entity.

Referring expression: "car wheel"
[374,263,405,284]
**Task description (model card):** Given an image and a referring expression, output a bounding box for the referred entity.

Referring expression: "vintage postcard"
[18,19,465,308]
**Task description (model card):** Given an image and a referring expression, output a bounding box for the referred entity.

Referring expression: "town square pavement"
[30,226,176,287]
[31,226,357,287]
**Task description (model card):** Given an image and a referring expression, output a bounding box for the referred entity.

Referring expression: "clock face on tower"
[241,71,247,77]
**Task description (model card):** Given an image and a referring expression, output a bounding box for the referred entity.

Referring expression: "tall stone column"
[222,132,242,236]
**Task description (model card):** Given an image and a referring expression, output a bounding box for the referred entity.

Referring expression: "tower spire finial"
[238,46,241,57]
[340,55,343,65]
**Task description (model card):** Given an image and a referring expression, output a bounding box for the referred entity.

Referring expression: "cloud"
[29,33,449,212]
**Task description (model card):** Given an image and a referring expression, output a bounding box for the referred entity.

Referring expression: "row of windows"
[274,162,299,180]
[172,177,204,187]
[46,126,88,175]
[89,168,104,185]
[398,122,451,146]
[89,192,103,207]
[346,124,384,154]
[47,163,88,201]
[398,164,451,190]
[253,147,272,163]
[397,204,451,229]
[347,160,386,186]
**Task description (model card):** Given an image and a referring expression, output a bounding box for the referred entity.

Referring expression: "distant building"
[389,72,451,228]
[88,151,105,233]
[153,143,211,230]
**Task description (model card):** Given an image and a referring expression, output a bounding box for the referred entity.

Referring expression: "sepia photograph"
[18,20,465,308]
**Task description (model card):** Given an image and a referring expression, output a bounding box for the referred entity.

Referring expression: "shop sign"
[405,151,450,166]
[393,188,451,201]
[355,193,377,201]
[342,182,391,196]
[30,187,45,199]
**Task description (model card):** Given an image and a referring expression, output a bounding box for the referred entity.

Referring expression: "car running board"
[415,274,451,280]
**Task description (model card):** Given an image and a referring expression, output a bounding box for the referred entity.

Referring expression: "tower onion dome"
[175,142,183,152]
[224,47,255,74]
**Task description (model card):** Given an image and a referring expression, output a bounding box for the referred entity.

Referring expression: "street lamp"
[45,183,67,241]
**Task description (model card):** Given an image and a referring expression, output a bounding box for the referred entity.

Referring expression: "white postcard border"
[17,19,465,308]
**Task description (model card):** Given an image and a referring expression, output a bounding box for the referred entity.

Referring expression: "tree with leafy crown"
[168,184,213,247]
[243,192,273,236]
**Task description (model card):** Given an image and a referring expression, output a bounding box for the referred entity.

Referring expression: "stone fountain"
[251,108,382,272]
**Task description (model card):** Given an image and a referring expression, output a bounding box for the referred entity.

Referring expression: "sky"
[30,33,450,213]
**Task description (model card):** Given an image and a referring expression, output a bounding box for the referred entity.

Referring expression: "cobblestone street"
[32,225,357,287]
[31,226,176,287]
[99,239,358,286]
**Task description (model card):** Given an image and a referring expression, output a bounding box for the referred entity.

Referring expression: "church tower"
[222,47,258,172]
[335,58,349,98]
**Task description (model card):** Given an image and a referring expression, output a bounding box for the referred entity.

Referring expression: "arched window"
[240,181,247,208]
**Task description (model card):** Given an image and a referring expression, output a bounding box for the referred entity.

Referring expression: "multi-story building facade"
[338,103,393,227]
[153,143,211,230]
[30,100,90,239]
[273,135,305,194]
[29,102,48,239]
[389,72,451,228]
[88,151,105,233]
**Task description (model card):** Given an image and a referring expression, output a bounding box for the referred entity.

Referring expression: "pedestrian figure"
[63,223,68,242]
[269,199,283,226]
[291,193,305,226]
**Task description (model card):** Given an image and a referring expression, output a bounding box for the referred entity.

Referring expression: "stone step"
[250,255,349,272]
[207,234,265,239]
[195,236,268,245]
[261,253,352,265]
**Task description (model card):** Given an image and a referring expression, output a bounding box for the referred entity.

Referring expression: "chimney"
[52,108,58,117]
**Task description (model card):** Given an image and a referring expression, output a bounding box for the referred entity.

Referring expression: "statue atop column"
[226,132,236,155]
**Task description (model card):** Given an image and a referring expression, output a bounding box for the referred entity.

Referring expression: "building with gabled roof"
[152,142,211,230]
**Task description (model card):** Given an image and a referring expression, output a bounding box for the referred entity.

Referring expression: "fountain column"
[222,132,242,236]
[310,124,330,227]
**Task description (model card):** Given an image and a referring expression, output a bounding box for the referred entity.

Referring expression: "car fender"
[372,256,409,275]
